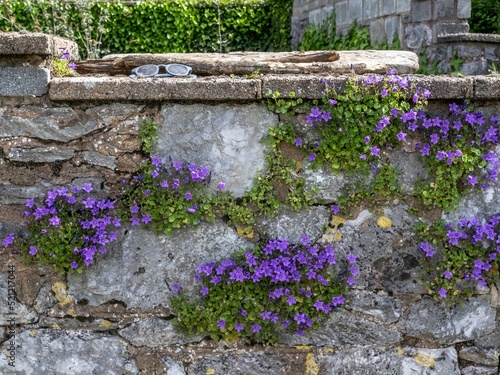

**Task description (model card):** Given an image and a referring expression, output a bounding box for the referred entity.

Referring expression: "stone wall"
[291,0,500,75]
[0,34,499,375]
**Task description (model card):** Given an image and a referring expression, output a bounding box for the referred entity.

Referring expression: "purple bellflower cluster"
[2,183,120,273]
[172,235,358,343]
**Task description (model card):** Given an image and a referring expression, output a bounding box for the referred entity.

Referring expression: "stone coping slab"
[0,32,78,59]
[48,74,500,102]
[438,33,500,43]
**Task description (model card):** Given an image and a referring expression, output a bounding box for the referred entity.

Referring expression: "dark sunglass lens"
[168,64,190,75]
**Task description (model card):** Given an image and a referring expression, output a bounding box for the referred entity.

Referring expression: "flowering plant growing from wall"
[170,235,357,344]
[2,183,120,273]
[417,215,500,301]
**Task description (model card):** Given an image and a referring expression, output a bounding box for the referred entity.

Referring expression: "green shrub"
[470,0,500,34]
[0,0,292,59]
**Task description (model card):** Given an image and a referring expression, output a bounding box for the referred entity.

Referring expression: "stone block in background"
[0,67,50,96]
[411,0,432,22]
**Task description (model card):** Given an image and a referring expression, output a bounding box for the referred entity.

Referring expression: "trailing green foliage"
[0,0,292,59]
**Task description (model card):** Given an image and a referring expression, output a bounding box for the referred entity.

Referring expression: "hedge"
[0,0,293,59]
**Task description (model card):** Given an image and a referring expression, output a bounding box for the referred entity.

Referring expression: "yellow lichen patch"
[236,225,254,239]
[51,282,74,306]
[330,215,345,228]
[295,345,311,351]
[377,216,392,229]
[305,352,319,375]
[323,347,334,354]
[334,231,342,241]
[51,323,60,329]
[206,369,215,375]
[98,320,113,329]
[414,353,436,367]
[397,347,404,357]
[29,330,37,336]
[66,308,77,318]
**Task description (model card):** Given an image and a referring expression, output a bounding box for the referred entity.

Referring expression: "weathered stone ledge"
[49,74,500,102]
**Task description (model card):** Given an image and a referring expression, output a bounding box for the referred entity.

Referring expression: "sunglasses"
[129,64,196,78]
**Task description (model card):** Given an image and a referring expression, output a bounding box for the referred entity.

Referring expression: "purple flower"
[347,253,357,263]
[49,216,61,227]
[240,309,247,317]
[467,175,478,186]
[235,322,244,332]
[419,242,435,257]
[364,136,371,143]
[331,295,345,307]
[200,286,209,296]
[217,320,226,329]
[218,182,226,190]
[420,143,431,157]
[172,161,183,171]
[229,267,246,282]
[187,204,198,213]
[308,153,317,161]
[286,296,297,306]
[160,180,169,188]
[294,138,303,147]
[151,169,159,179]
[347,276,356,285]
[82,183,93,193]
[28,246,37,255]
[443,270,452,279]
[172,283,181,293]
[2,233,15,247]
[130,216,140,226]
[380,89,388,97]
[70,261,78,269]
[436,151,448,160]
[25,198,35,208]
[184,192,192,201]
[294,313,309,325]
[438,288,447,298]
[370,146,380,156]
[131,205,140,214]
[397,131,407,142]
[329,99,337,105]
[151,156,162,166]
[331,204,340,214]
[252,324,262,333]
[141,214,152,224]
[83,197,95,209]
[144,189,151,196]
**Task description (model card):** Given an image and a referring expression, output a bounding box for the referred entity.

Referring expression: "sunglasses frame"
[129,63,195,78]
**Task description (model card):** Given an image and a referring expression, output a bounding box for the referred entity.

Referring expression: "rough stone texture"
[388,151,428,195]
[412,0,432,22]
[8,146,75,163]
[458,346,499,367]
[460,366,499,375]
[405,24,433,49]
[475,76,500,99]
[186,351,291,375]
[0,106,106,142]
[334,203,425,294]
[348,289,403,324]
[156,103,277,197]
[405,296,497,345]
[0,273,38,325]
[0,330,138,374]
[162,357,187,375]
[67,221,254,308]
[457,0,472,19]
[409,75,474,99]
[49,76,262,101]
[286,308,402,347]
[82,151,116,170]
[0,67,50,97]
[119,318,203,347]
[0,180,54,205]
[317,346,460,375]
[254,206,331,243]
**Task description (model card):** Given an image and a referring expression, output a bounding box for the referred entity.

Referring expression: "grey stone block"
[0,32,78,58]
[457,0,471,19]
[455,44,484,59]
[396,0,411,13]
[461,60,489,75]
[434,0,456,20]
[380,0,396,15]
[8,146,75,163]
[370,18,386,45]
[363,0,379,21]
[434,21,469,41]
[335,1,349,27]
[82,151,116,170]
[404,24,432,49]
[412,0,432,22]
[348,0,363,24]
[385,16,401,45]
[0,67,49,96]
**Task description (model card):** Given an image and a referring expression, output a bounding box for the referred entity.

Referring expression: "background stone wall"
[0,34,499,375]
